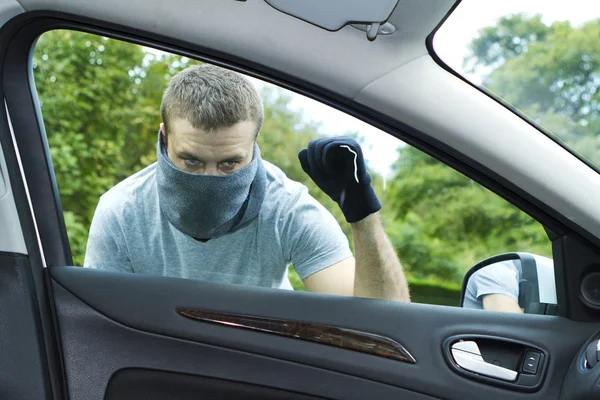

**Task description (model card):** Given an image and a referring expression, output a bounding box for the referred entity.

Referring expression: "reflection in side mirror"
[461,253,557,315]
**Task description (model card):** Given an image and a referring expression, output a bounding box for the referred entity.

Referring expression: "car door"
[1,2,600,400]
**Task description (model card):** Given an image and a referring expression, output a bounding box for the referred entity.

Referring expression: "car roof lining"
[17,0,456,99]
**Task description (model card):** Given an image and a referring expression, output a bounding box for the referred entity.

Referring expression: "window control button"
[522,351,541,374]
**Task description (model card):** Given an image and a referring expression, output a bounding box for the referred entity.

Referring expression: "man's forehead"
[169,118,256,141]
[170,130,253,161]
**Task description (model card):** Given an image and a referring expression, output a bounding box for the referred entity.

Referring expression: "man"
[84,64,409,301]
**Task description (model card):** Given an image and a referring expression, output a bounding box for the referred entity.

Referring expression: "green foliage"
[288,267,306,291]
[465,14,553,72]
[407,278,462,307]
[33,31,196,264]
[385,146,551,281]
[467,14,600,167]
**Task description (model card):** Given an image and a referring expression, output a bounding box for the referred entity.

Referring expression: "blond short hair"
[160,65,264,138]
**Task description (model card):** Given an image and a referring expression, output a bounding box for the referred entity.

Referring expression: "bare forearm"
[482,294,523,313]
[351,212,410,301]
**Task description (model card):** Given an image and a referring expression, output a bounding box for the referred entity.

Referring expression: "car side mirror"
[460,253,557,315]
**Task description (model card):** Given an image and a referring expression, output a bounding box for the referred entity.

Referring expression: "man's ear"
[160,122,168,147]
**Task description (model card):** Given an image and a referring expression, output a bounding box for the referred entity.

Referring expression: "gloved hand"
[298,137,381,223]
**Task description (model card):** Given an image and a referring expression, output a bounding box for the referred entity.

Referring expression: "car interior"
[1,0,600,399]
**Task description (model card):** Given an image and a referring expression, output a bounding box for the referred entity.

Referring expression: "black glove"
[298,137,381,223]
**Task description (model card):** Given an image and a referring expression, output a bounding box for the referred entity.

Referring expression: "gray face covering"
[156,133,267,240]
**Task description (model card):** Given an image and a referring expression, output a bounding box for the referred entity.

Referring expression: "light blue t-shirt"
[463,260,521,309]
[83,160,353,289]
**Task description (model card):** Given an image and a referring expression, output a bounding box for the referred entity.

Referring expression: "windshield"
[434,0,600,170]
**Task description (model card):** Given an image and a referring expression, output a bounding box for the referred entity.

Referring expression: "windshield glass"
[434,0,600,169]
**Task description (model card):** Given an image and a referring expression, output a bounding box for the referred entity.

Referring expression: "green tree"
[34,31,199,265]
[386,146,550,282]
[467,14,600,166]
[35,31,148,264]
[465,14,554,72]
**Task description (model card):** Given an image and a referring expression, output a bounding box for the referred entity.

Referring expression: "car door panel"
[51,275,439,400]
[51,266,600,400]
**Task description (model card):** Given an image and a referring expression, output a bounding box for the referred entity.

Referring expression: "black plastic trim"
[559,328,600,399]
[42,266,70,399]
[105,368,331,400]
[443,334,549,392]
[553,235,600,320]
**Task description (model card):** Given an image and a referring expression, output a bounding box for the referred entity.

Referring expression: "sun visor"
[264,0,399,40]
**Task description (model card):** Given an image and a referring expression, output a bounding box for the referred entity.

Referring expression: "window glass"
[33,29,553,312]
[434,0,600,171]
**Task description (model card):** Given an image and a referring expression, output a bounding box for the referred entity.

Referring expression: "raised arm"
[298,137,410,301]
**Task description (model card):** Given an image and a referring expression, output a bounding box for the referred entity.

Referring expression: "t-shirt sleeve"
[279,184,353,280]
[471,260,520,302]
[83,196,134,273]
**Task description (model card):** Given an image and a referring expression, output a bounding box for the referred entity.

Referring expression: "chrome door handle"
[451,341,518,382]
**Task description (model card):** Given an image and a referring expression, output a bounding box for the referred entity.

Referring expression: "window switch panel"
[521,351,541,374]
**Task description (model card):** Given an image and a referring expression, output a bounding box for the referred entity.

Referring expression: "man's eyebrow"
[176,151,202,160]
[219,154,246,162]
[175,151,246,161]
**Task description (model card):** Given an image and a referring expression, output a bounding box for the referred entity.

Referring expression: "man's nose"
[200,164,220,176]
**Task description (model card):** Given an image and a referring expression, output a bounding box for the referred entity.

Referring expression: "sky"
[257,0,600,177]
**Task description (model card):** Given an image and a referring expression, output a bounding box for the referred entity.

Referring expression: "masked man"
[84,65,409,301]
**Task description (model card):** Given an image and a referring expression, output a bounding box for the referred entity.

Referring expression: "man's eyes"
[220,161,239,169]
[180,158,239,172]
